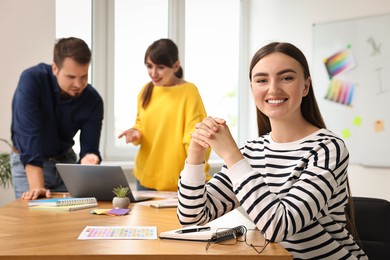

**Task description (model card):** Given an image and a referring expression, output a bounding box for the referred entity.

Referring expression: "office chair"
[351,196,390,260]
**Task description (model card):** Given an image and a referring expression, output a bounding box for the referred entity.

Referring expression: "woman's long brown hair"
[141,38,183,108]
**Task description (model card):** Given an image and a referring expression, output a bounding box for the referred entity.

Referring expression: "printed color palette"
[324,47,356,78]
[78,226,157,240]
[324,79,355,106]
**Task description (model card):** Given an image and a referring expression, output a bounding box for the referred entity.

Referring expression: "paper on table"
[149,199,178,208]
[133,190,178,199]
[78,226,157,240]
[207,206,256,229]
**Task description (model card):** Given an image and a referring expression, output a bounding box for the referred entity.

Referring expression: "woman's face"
[145,57,179,86]
[250,52,310,123]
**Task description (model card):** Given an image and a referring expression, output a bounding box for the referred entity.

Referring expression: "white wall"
[247,0,390,201]
[0,0,55,206]
[1,0,390,205]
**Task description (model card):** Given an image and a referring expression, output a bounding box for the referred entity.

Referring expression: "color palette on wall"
[324,46,356,78]
[324,79,355,106]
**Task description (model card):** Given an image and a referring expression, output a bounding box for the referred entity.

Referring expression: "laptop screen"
[55,163,150,202]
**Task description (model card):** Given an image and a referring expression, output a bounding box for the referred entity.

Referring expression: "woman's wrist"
[186,150,206,165]
[186,155,205,165]
[224,150,244,169]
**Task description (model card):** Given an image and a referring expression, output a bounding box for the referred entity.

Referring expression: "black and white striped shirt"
[178,129,367,259]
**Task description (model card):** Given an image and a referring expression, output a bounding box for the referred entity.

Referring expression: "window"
[105,0,240,161]
[107,0,169,160]
[56,0,244,163]
[185,0,239,139]
[55,0,92,44]
[55,0,92,157]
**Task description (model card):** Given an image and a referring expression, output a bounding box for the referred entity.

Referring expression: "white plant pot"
[112,197,130,208]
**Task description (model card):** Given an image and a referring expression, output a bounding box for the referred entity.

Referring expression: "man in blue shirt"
[11,37,104,200]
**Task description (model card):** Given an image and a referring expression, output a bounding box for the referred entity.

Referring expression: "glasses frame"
[205,227,269,254]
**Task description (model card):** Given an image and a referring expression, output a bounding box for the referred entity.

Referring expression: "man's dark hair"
[53,37,91,69]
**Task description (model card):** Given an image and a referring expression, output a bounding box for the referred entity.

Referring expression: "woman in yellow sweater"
[118,38,210,191]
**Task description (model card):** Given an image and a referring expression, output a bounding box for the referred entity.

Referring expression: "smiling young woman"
[177,42,368,259]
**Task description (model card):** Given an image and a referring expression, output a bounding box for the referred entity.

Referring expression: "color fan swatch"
[324,47,356,78]
[324,79,355,106]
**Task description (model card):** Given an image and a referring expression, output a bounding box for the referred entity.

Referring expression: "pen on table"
[175,227,211,234]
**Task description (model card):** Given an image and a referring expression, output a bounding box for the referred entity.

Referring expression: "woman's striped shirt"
[177,129,367,259]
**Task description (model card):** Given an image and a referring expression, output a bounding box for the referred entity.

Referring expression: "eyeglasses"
[205,226,269,254]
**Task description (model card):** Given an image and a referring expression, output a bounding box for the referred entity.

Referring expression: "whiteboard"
[312,13,390,167]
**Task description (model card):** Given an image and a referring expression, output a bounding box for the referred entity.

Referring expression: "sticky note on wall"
[342,129,351,139]
[353,116,362,126]
[374,120,384,132]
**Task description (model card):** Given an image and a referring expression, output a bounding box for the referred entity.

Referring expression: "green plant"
[112,185,130,198]
[0,138,12,188]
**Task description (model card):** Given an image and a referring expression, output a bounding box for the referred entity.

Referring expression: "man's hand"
[21,188,51,200]
[23,164,51,200]
[80,153,100,165]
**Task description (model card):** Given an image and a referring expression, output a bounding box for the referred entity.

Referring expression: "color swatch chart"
[324,79,355,106]
[324,46,356,78]
[78,226,157,240]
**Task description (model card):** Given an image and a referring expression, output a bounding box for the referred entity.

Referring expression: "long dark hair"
[141,38,183,108]
[249,42,326,136]
[249,42,359,243]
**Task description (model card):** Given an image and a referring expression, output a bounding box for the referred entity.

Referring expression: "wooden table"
[0,198,292,260]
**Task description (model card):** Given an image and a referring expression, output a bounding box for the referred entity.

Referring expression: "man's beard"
[60,91,81,100]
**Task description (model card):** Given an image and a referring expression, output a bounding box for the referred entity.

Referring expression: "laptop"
[56,163,152,202]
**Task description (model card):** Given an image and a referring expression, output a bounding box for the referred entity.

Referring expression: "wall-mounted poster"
[313,13,390,167]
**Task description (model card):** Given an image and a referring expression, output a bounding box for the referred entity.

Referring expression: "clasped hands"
[190,117,244,169]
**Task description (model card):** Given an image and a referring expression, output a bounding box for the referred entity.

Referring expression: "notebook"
[159,225,246,242]
[159,206,257,241]
[29,203,98,212]
[55,163,152,202]
[28,197,97,207]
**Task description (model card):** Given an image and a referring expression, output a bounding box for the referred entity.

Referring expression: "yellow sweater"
[133,82,210,191]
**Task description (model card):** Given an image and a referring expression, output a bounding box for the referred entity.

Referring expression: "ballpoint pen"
[175,227,211,234]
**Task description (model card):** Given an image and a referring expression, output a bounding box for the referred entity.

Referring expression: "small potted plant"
[0,138,12,188]
[112,185,131,208]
